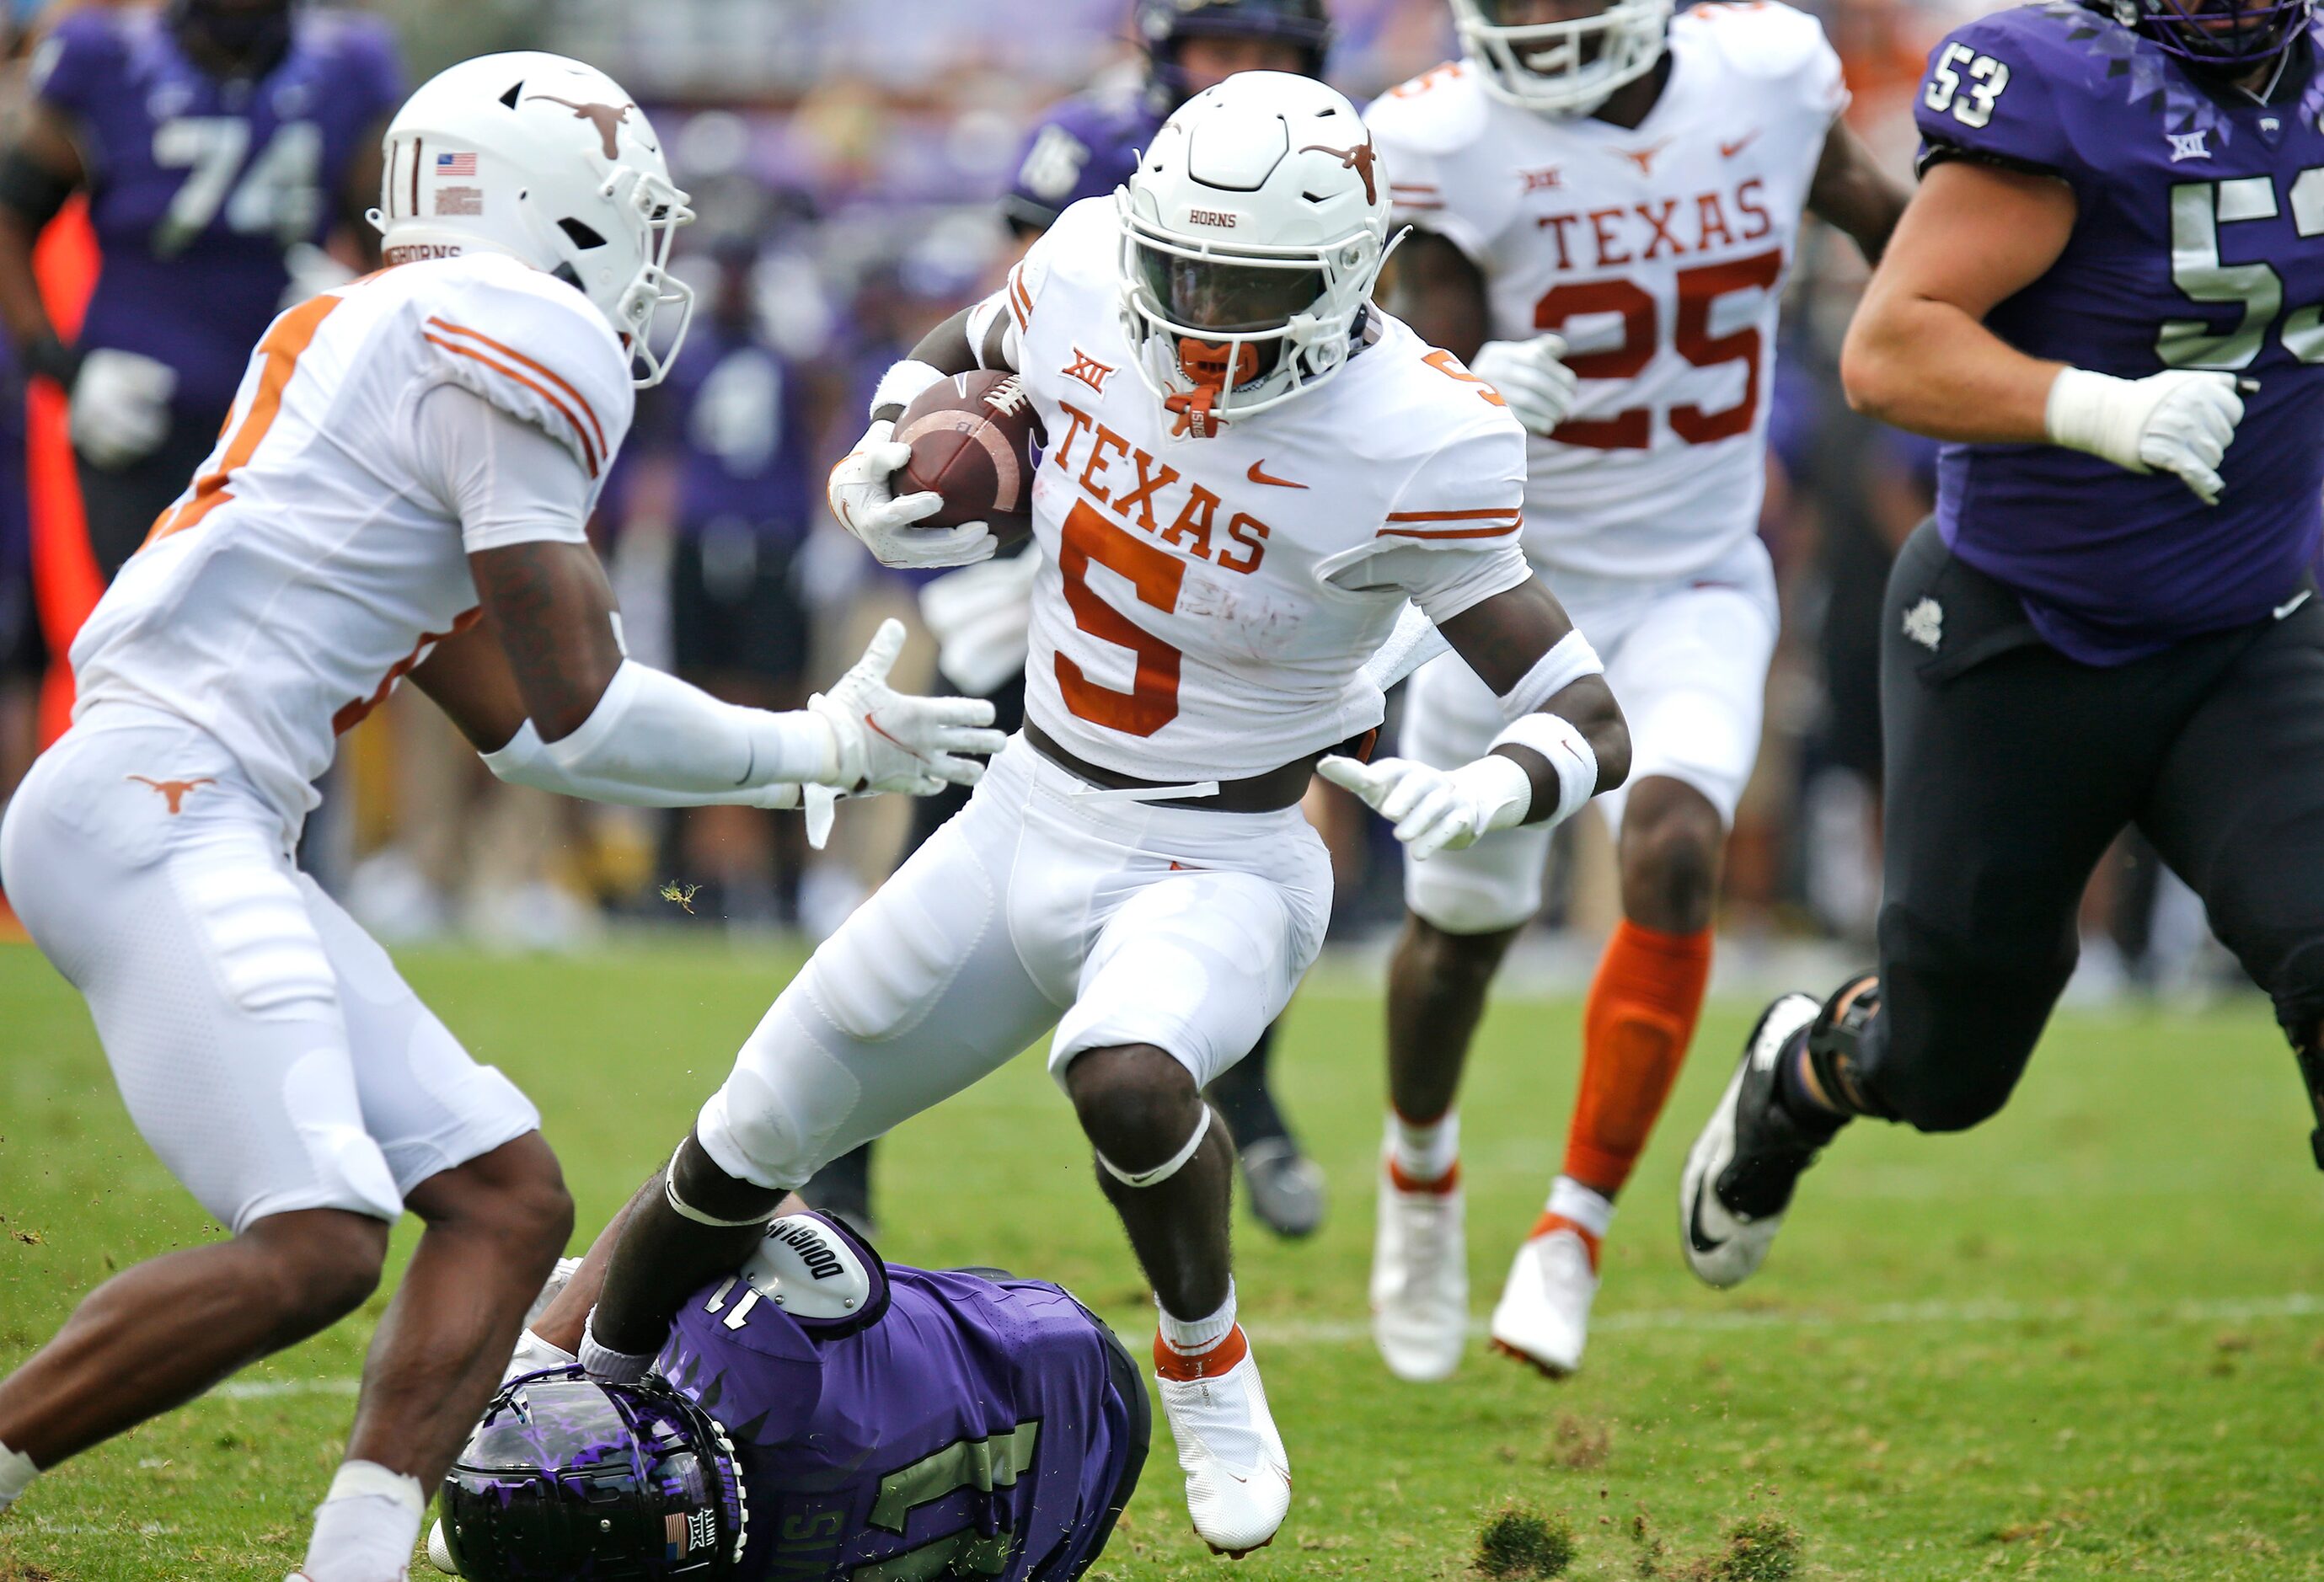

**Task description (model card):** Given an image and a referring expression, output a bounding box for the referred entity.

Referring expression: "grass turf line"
[3,941,2322,1579]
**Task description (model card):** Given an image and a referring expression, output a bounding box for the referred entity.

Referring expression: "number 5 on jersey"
[1057,500,1185,735]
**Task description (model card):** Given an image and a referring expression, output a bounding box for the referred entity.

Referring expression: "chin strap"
[1165,383,1224,439]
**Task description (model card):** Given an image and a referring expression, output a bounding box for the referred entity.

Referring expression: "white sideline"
[207,1291,2322,1399]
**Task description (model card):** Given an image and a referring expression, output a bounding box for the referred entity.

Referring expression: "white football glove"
[2045,366,2245,505]
[70,348,177,470]
[1317,751,1533,860]
[1470,334,1579,436]
[808,617,1006,795]
[827,419,998,569]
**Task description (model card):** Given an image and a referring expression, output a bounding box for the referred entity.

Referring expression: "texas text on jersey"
[1000,196,1533,784]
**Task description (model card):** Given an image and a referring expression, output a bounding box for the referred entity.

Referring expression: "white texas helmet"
[1450,0,1673,118]
[1116,71,1393,436]
[373,51,695,386]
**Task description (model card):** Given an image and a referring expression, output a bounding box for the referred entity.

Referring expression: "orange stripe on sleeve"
[1378,519,1523,540]
[1385,505,1524,521]
[145,292,343,548]
[425,317,609,462]
[1006,266,1033,330]
[423,334,602,477]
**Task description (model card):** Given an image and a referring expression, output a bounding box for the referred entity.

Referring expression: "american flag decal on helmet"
[435,152,478,176]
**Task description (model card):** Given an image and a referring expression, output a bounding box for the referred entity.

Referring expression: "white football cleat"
[1370,1156,1468,1382]
[1488,1220,1598,1379]
[1154,1327,1292,1557]
[1680,992,1823,1289]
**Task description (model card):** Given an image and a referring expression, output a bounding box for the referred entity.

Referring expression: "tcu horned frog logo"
[525,94,634,158]
[1298,138,1379,204]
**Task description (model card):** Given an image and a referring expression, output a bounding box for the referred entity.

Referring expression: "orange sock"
[1562,919,1712,1197]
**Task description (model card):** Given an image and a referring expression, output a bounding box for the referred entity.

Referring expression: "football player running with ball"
[0,54,995,1582]
[1357,0,1905,1382]
[1680,0,2324,1287]
[810,0,1342,1244]
[577,73,1630,1559]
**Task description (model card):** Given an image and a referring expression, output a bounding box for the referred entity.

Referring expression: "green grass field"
[4,938,2323,1580]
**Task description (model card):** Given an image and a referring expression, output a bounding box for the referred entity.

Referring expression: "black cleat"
[1679,993,1835,1288]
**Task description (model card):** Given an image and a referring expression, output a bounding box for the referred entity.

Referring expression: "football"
[894,370,1042,547]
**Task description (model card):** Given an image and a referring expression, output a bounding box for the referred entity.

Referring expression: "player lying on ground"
[0,52,997,1582]
[570,71,1631,1559]
[424,1205,1147,1582]
[1680,0,2324,1287]
[811,0,1343,1246]
[1355,0,1907,1383]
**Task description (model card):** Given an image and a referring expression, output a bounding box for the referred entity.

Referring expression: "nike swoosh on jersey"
[1246,459,1308,489]
[2275,589,2313,620]
[1720,131,1760,158]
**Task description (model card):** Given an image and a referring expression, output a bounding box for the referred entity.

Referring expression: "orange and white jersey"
[1366,3,1846,581]
[1000,198,1530,783]
[69,252,634,825]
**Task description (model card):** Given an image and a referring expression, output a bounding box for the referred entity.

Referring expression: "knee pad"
[695,1015,865,1192]
[1095,1105,1212,1189]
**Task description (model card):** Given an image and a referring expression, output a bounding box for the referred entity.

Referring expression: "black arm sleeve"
[0,144,78,234]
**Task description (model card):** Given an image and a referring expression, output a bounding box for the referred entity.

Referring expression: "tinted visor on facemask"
[1135,242,1322,400]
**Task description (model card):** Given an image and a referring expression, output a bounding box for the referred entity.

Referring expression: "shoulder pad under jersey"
[1913,3,2096,180]
[741,1212,891,1333]
[1675,0,1844,94]
[1364,61,1493,160]
[408,254,635,479]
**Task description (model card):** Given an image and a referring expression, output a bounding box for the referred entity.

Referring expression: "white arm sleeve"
[525,658,837,799]
[482,718,804,810]
[412,381,594,554]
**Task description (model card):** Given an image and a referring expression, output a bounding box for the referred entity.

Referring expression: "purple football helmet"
[1136,0,1335,107]
[2102,0,2312,72]
[166,0,295,78]
[437,1368,749,1580]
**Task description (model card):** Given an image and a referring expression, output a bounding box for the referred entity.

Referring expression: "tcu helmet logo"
[1298,138,1380,204]
[525,94,634,158]
[127,775,217,814]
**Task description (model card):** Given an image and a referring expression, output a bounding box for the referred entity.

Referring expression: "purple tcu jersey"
[1003,77,1161,233]
[32,8,400,420]
[657,323,817,543]
[1918,3,2324,664]
[656,1215,1136,1582]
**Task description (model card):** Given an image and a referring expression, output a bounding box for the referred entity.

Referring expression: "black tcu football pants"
[1857,521,2324,1132]
[78,415,222,584]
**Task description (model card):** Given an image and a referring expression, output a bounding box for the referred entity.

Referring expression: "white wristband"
[870,358,946,419]
[1489,712,1598,828]
[1497,629,1605,722]
[2043,366,2148,473]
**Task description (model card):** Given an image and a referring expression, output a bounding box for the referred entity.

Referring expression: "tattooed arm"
[465,538,629,743]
